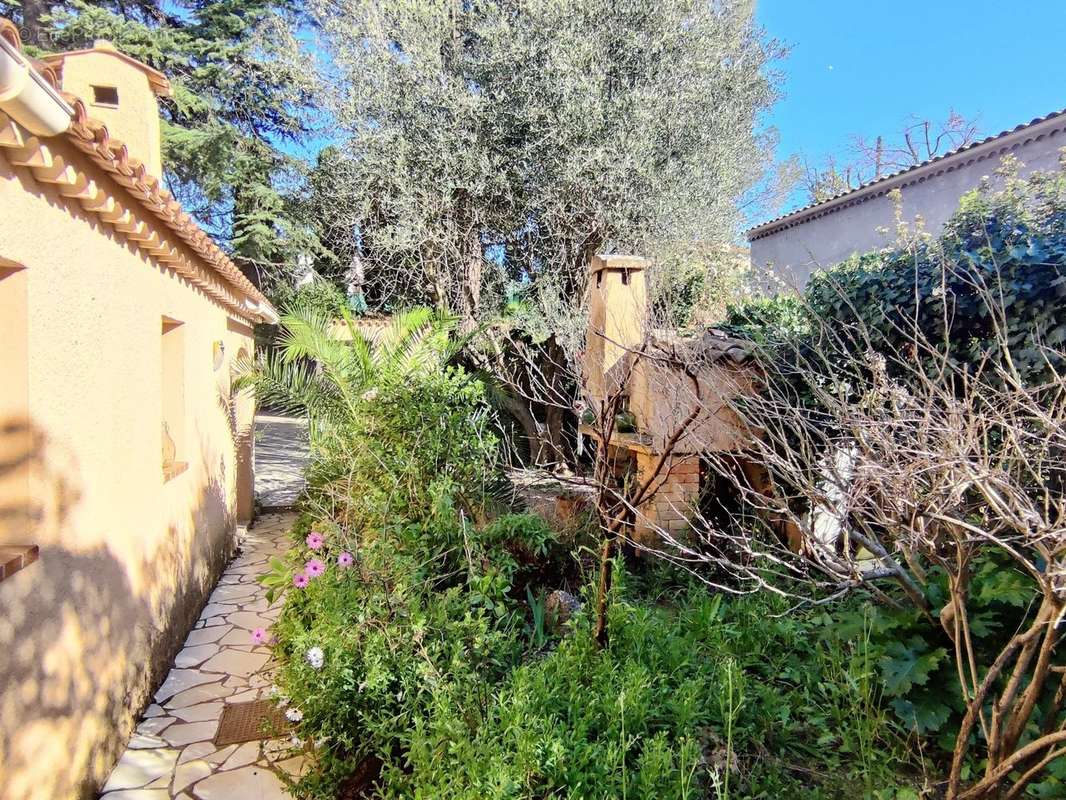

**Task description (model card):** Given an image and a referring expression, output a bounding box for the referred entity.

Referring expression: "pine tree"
[1,0,317,284]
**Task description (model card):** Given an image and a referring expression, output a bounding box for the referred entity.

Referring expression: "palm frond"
[240,303,457,441]
[279,303,357,372]
[375,308,458,378]
[235,351,347,433]
[277,299,375,416]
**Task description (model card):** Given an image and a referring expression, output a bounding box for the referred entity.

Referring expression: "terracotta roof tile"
[0,18,274,323]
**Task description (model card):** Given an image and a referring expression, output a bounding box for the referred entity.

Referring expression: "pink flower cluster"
[293,564,325,587]
[292,530,329,588]
[291,530,356,589]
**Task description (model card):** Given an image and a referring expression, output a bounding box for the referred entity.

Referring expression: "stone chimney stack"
[585,254,649,400]
[42,40,171,177]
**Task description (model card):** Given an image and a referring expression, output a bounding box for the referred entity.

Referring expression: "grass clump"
[389,577,921,800]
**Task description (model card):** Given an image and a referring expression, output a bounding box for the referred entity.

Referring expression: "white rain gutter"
[0,34,73,136]
[258,302,280,325]
[245,296,280,325]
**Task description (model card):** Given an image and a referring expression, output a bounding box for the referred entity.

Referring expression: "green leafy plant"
[722,292,810,345]
[235,302,457,445]
[259,556,293,605]
[381,581,920,800]
[804,163,1066,386]
[526,587,547,651]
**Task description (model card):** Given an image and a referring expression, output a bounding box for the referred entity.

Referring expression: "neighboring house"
[748,108,1066,288]
[0,21,277,800]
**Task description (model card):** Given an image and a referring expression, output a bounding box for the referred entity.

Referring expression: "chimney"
[41,40,171,177]
[585,254,649,400]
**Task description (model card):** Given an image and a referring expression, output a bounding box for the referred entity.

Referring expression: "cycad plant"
[235,302,457,445]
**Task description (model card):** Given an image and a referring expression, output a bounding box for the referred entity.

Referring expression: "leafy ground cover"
[268,512,929,799]
[247,170,1066,797]
[253,352,927,798]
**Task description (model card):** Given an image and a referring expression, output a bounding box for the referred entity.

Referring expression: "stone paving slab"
[254,416,309,509]
[100,513,305,800]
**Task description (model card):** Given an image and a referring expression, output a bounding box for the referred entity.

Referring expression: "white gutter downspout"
[0,34,73,136]
[257,302,280,325]
[244,296,279,325]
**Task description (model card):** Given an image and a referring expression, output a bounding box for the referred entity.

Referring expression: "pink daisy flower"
[337,552,354,568]
[306,531,325,550]
[305,558,326,578]
[293,572,310,589]
[251,627,269,645]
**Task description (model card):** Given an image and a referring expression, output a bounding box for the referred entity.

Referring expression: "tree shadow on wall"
[0,415,78,540]
[0,416,232,800]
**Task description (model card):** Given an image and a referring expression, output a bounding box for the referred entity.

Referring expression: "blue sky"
[283,2,1066,222]
[756,0,1066,212]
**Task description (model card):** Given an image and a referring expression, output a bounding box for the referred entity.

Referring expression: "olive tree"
[298,0,785,460]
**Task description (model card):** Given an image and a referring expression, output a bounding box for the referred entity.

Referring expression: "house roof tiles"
[0,18,275,324]
[746,108,1066,242]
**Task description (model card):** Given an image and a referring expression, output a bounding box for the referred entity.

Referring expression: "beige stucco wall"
[51,48,164,177]
[749,121,1066,289]
[0,133,255,799]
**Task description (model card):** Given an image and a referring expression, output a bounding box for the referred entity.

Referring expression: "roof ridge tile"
[747,108,1066,239]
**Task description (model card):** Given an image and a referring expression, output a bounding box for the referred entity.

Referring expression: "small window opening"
[0,262,36,576]
[161,317,187,481]
[91,85,119,107]
[596,271,603,288]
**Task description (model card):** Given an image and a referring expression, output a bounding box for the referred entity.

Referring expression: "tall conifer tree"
[2,0,317,282]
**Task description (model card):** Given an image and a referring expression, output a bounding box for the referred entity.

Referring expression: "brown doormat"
[214,699,291,746]
[337,755,384,800]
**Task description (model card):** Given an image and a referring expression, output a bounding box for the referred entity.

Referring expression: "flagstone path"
[255,415,310,509]
[99,512,302,799]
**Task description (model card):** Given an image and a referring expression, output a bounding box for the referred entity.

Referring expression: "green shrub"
[718,168,1066,794]
[384,578,921,800]
[268,507,553,794]
[805,165,1066,385]
[305,365,503,530]
[264,359,576,796]
[271,279,349,319]
[272,564,525,796]
[724,166,1066,391]
[721,292,810,345]
[269,525,929,799]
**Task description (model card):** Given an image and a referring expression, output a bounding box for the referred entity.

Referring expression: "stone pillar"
[633,452,700,546]
[585,254,649,401]
[232,349,256,524]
